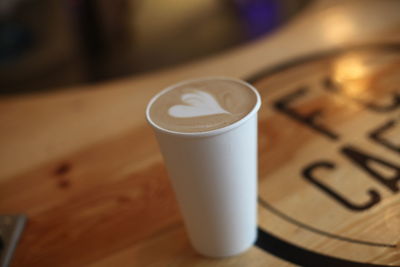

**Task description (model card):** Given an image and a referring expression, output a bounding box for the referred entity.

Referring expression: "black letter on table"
[369,119,400,154]
[303,161,380,211]
[323,77,339,92]
[324,77,400,112]
[365,92,400,113]
[273,87,339,140]
[341,146,400,192]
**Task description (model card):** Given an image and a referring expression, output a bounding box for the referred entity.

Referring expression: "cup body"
[146,77,261,257]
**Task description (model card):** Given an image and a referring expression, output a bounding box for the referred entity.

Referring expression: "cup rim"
[145,76,261,137]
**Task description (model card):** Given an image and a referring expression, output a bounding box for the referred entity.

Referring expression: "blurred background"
[0,0,310,93]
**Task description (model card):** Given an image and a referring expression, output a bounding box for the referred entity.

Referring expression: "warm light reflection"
[332,54,371,99]
[320,11,356,43]
[334,55,369,81]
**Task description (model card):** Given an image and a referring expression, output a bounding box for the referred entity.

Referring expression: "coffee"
[148,77,258,133]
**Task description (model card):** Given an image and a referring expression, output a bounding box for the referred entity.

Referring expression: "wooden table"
[1,0,400,266]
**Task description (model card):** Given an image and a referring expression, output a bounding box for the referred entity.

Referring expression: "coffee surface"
[148,78,258,133]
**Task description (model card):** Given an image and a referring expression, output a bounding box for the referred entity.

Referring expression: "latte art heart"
[148,78,257,133]
[168,90,230,118]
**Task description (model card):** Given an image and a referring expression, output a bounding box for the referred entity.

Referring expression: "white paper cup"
[146,77,261,258]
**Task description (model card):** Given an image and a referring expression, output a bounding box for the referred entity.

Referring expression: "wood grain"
[255,47,400,265]
[1,0,400,266]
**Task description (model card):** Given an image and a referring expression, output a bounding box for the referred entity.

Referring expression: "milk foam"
[148,78,258,133]
[168,89,230,118]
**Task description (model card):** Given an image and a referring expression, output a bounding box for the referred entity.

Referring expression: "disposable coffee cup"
[146,77,261,258]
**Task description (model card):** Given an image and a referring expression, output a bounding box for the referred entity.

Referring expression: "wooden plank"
[255,46,400,265]
[1,1,400,266]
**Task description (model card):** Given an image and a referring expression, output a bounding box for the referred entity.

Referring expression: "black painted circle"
[248,44,400,266]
